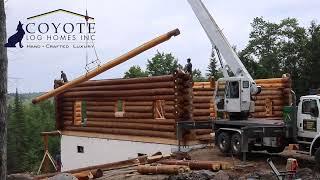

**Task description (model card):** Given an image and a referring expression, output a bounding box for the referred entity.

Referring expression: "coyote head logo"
[5,21,25,48]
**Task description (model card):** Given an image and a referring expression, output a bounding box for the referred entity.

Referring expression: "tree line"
[7,90,59,173]
[125,17,320,98]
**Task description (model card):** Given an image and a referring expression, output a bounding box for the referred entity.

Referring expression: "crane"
[187,0,261,120]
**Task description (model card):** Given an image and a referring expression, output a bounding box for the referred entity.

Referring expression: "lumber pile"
[252,76,292,118]
[36,151,233,178]
[56,71,192,141]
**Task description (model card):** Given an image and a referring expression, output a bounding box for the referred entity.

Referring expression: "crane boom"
[188,0,261,119]
[187,0,256,85]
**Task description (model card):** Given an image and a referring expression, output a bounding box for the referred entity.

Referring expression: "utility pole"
[0,0,8,179]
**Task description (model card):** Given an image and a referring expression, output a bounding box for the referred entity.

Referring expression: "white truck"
[182,0,320,162]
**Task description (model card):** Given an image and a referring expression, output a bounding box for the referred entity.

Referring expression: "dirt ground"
[96,145,320,180]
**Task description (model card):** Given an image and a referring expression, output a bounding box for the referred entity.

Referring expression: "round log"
[32,29,180,104]
[64,126,176,139]
[259,89,283,96]
[63,88,175,98]
[86,106,115,112]
[125,106,153,112]
[69,81,175,92]
[192,88,214,91]
[125,112,154,119]
[63,111,73,116]
[164,106,175,113]
[165,113,177,119]
[255,95,283,100]
[257,83,290,88]
[193,103,211,109]
[194,97,211,103]
[255,77,290,84]
[159,160,223,170]
[63,95,176,102]
[78,75,174,87]
[193,82,211,86]
[137,165,189,175]
[85,121,174,132]
[87,118,176,125]
[64,116,73,120]
[193,91,213,96]
[165,101,175,105]
[63,102,74,106]
[87,111,115,118]
[193,109,211,116]
[86,101,115,106]
[125,101,153,106]
[62,106,73,111]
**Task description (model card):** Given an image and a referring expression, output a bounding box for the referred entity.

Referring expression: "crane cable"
[84,0,100,73]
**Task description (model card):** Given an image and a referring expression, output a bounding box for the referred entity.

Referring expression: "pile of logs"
[252,76,292,118]
[57,72,192,140]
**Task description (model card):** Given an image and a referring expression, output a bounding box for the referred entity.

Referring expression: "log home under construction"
[31,29,292,171]
[53,71,291,171]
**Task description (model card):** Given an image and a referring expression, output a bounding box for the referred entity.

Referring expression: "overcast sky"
[5,0,319,93]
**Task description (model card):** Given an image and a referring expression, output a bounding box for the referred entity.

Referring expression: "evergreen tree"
[7,104,18,173]
[13,89,28,170]
[206,48,222,79]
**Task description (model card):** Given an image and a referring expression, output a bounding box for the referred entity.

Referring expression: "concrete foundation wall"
[61,135,176,171]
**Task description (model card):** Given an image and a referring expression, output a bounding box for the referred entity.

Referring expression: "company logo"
[5,9,95,49]
[5,21,25,48]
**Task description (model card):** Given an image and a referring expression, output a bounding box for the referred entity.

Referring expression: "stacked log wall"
[252,77,292,118]
[191,76,292,120]
[192,81,215,141]
[57,73,192,141]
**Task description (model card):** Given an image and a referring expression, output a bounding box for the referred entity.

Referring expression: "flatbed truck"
[177,94,320,162]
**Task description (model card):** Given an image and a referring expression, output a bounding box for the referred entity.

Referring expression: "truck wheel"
[217,132,231,153]
[231,133,241,155]
[266,146,285,153]
[315,148,320,166]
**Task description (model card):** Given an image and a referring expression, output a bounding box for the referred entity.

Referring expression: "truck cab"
[296,95,320,158]
[215,77,254,120]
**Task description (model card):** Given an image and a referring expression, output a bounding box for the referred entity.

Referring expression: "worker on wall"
[60,71,68,83]
[184,58,192,74]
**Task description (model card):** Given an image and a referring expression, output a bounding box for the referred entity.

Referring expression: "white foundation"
[60,135,177,171]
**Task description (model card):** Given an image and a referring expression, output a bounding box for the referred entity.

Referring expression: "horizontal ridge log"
[86,118,176,125]
[63,88,175,98]
[63,95,176,102]
[69,81,175,92]
[77,75,174,87]
[63,126,176,139]
[84,121,175,131]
